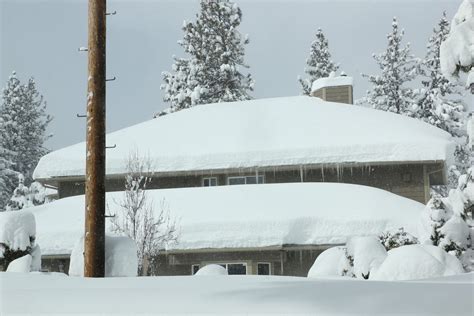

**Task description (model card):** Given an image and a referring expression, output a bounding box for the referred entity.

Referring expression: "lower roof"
[30,183,425,256]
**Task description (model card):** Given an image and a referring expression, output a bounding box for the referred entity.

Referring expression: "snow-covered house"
[33,95,453,204]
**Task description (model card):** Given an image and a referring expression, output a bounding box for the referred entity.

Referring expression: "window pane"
[257,263,270,275]
[203,179,210,187]
[228,177,245,185]
[258,175,265,184]
[192,265,200,275]
[227,264,246,275]
[210,178,217,186]
[246,176,257,184]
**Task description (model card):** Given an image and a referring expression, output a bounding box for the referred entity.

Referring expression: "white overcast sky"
[0,0,463,150]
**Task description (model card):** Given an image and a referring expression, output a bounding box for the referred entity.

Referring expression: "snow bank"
[440,0,474,81]
[307,247,349,278]
[194,264,228,276]
[347,236,387,279]
[1,272,472,315]
[29,183,425,255]
[6,254,32,273]
[311,75,353,92]
[33,96,453,180]
[370,244,464,281]
[69,235,138,277]
[0,211,36,255]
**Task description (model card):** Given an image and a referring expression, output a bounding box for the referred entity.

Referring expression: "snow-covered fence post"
[84,0,106,278]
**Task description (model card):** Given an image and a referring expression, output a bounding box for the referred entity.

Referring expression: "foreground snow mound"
[195,264,228,276]
[6,254,32,273]
[69,235,138,277]
[307,247,349,278]
[347,236,387,279]
[370,245,464,281]
[0,211,36,255]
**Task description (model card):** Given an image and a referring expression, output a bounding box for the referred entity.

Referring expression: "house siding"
[57,163,441,203]
[312,85,353,104]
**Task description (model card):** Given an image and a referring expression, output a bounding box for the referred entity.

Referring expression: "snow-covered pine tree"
[0,139,16,211]
[299,28,339,95]
[358,17,419,115]
[161,0,254,113]
[0,71,52,188]
[6,174,29,211]
[416,12,466,136]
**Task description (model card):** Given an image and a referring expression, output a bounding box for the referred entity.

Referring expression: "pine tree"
[416,12,466,136]
[299,28,339,95]
[0,140,16,211]
[358,17,419,115]
[0,71,52,191]
[161,0,254,113]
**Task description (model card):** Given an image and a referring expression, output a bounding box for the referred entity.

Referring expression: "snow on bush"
[440,0,474,85]
[307,247,350,278]
[6,254,32,273]
[0,210,36,257]
[69,235,138,277]
[194,264,228,276]
[379,227,418,251]
[346,236,387,279]
[370,244,464,281]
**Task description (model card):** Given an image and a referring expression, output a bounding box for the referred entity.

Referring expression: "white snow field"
[33,96,454,180]
[0,272,472,315]
[29,183,425,255]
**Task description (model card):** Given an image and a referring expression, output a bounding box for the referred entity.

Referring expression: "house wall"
[57,163,441,203]
[312,85,353,104]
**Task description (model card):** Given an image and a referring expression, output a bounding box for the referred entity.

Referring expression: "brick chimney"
[311,72,354,104]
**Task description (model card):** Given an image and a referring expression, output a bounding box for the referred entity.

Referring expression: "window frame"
[202,262,248,275]
[227,175,265,185]
[257,262,272,275]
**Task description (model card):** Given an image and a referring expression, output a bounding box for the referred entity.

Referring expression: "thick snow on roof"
[29,183,424,255]
[311,75,354,92]
[33,96,453,180]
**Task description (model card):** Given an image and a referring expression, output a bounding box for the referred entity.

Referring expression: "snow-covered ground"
[29,183,425,255]
[0,272,472,315]
[33,96,454,180]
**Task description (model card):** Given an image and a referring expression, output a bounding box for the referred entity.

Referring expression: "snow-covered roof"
[29,183,425,255]
[311,76,354,93]
[33,96,454,180]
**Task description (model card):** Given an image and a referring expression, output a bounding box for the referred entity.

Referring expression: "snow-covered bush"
[0,210,40,271]
[6,254,32,273]
[69,235,138,277]
[379,227,418,251]
[346,237,387,279]
[6,174,50,211]
[194,264,228,276]
[370,244,464,281]
[307,247,350,278]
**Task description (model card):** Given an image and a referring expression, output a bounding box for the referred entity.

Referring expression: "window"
[191,264,200,275]
[214,263,247,275]
[257,263,271,275]
[202,177,218,187]
[228,175,264,185]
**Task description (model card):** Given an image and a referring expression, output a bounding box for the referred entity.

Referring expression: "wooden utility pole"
[84,0,106,277]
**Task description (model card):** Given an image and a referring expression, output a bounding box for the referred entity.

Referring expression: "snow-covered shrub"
[6,174,50,211]
[307,247,352,278]
[69,235,138,277]
[370,244,464,281]
[194,264,227,276]
[379,227,418,251]
[6,254,32,273]
[346,237,387,279]
[0,210,38,270]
